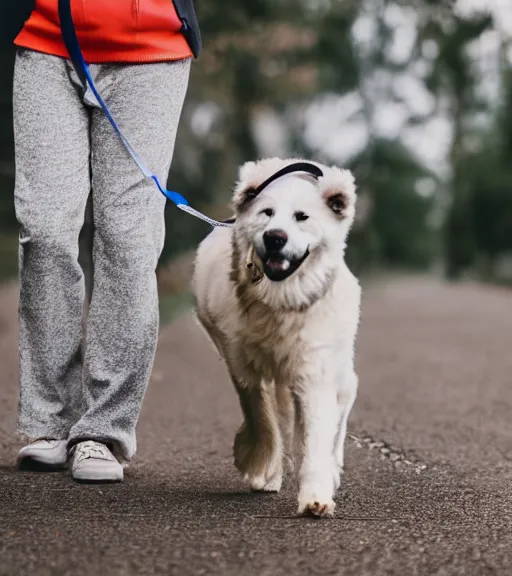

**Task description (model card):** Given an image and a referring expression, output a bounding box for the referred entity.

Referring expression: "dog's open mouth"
[262,250,309,282]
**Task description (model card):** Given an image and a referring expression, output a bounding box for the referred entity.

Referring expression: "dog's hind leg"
[231,376,283,493]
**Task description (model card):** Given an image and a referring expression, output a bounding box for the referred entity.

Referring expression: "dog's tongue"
[266,257,290,272]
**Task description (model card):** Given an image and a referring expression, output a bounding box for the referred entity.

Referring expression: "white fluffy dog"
[192,158,361,517]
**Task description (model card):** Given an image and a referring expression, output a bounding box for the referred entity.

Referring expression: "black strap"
[256,162,323,193]
[225,162,324,224]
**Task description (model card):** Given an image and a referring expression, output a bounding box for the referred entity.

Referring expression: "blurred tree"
[416,6,498,278]
[347,139,437,272]
[445,62,512,280]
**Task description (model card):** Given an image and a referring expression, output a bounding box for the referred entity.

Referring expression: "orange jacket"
[15,0,193,63]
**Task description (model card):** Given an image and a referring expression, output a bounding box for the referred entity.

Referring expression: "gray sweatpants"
[13,49,191,460]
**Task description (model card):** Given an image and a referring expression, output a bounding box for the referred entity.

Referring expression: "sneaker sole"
[18,457,68,472]
[72,477,123,484]
[72,469,124,483]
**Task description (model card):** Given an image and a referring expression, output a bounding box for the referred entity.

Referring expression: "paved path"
[1,278,512,576]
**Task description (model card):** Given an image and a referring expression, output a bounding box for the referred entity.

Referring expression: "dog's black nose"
[263,229,288,252]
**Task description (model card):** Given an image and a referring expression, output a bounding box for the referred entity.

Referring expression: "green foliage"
[445,62,512,280]
[347,140,436,271]
[446,135,512,279]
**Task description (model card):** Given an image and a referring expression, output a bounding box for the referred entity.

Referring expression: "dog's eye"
[261,208,274,218]
[294,211,309,222]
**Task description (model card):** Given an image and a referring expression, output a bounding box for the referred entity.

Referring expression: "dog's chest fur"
[236,301,311,383]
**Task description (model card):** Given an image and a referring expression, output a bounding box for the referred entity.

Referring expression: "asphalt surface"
[1,277,512,575]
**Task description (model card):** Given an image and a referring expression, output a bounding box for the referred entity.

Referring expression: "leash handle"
[58,0,232,228]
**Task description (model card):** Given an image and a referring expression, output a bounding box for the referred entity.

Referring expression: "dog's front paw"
[298,476,336,518]
[298,497,336,518]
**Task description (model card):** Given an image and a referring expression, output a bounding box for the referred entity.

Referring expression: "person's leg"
[68,58,191,462]
[14,49,91,452]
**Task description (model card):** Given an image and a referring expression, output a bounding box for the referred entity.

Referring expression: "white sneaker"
[71,440,123,483]
[17,439,68,470]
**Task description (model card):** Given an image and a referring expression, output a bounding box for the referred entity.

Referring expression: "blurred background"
[1,0,511,314]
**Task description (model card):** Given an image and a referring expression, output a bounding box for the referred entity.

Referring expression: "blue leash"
[58,0,231,228]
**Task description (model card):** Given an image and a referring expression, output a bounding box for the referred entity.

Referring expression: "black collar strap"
[223,162,324,225]
[256,162,324,193]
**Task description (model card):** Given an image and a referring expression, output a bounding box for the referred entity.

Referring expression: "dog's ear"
[234,186,259,211]
[320,167,356,220]
[233,158,297,213]
[232,161,261,212]
[325,192,348,217]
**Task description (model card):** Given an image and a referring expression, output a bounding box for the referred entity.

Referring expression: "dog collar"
[255,162,324,195]
[224,162,324,225]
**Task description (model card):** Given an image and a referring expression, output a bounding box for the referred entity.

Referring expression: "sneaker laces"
[73,441,114,465]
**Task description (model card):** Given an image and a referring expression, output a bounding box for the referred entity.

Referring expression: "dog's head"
[231,158,357,311]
